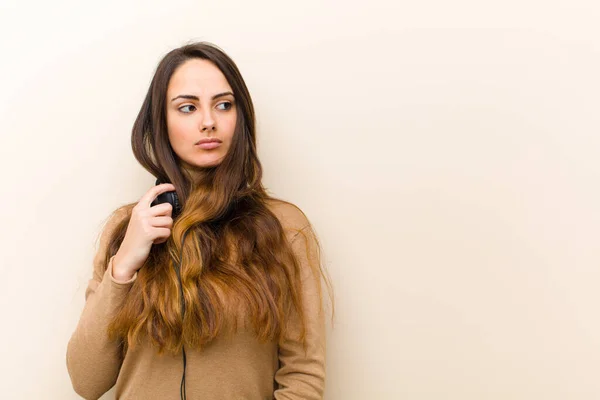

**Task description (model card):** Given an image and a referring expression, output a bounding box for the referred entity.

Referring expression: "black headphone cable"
[173,229,190,400]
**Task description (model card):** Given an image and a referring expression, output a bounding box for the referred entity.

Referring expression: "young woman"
[66,41,332,400]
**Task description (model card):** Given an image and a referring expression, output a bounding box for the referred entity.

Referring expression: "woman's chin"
[186,156,224,170]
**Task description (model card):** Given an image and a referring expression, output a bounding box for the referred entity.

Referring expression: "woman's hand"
[112,183,176,281]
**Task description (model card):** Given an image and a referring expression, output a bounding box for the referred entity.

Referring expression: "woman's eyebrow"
[170,91,234,102]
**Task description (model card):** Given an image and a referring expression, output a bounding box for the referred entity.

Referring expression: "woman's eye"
[179,105,196,113]
[216,102,232,111]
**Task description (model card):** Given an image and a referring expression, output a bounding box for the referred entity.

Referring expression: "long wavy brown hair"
[100,41,333,356]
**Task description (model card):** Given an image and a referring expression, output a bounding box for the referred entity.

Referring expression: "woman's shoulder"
[98,203,135,237]
[108,202,135,223]
[264,197,312,238]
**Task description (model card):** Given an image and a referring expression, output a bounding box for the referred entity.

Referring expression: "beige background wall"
[1,0,599,398]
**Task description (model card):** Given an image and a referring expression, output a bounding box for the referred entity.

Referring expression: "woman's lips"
[196,142,221,150]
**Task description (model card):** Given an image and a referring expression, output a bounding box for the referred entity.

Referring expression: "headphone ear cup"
[172,192,182,218]
[165,191,182,218]
[151,177,181,218]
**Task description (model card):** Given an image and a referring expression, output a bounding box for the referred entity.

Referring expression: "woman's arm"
[274,224,327,400]
[66,208,137,399]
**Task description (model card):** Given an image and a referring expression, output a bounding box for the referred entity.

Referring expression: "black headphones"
[149,177,188,399]
[150,178,182,219]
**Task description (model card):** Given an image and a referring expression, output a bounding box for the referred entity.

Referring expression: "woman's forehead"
[168,59,231,97]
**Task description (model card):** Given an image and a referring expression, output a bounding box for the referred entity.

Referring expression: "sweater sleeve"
[274,224,327,400]
[66,210,138,400]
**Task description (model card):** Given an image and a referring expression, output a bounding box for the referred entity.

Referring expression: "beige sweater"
[66,199,326,400]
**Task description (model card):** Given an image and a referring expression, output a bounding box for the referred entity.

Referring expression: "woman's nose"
[200,109,216,131]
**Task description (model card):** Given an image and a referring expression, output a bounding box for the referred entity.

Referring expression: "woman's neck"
[181,162,213,190]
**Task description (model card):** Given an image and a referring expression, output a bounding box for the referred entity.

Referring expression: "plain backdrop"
[1,0,599,399]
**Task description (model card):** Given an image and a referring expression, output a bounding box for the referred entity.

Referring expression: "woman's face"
[166,58,237,174]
